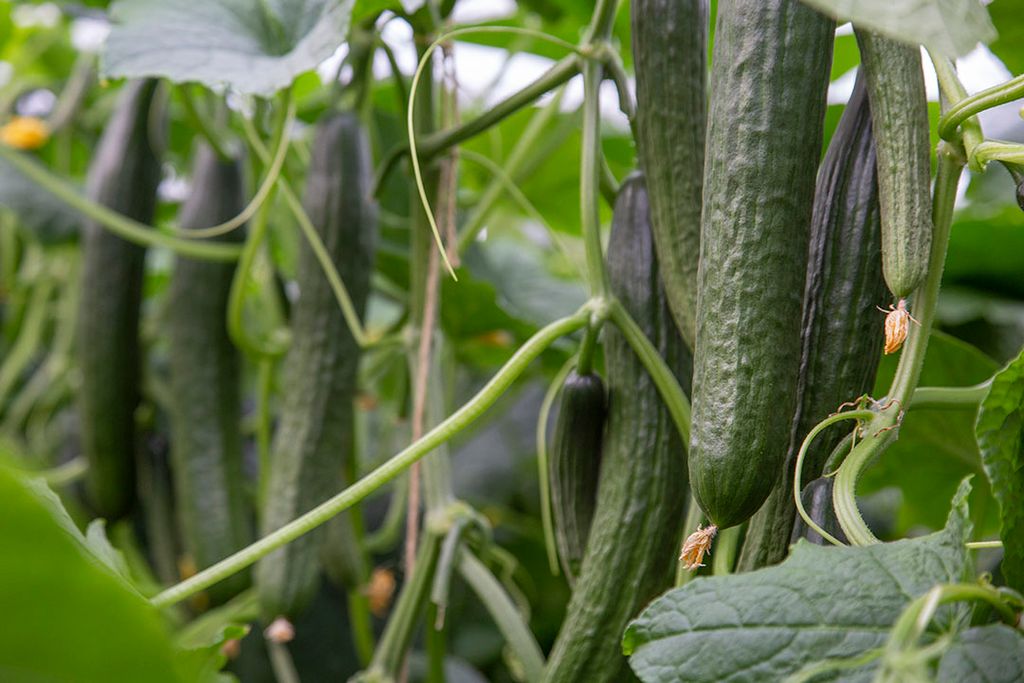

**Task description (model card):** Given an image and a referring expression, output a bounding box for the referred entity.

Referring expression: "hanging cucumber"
[166,144,251,604]
[77,79,162,520]
[689,0,834,531]
[548,369,606,584]
[256,112,377,621]
[542,174,691,682]
[737,75,888,569]
[856,30,932,300]
[631,0,708,347]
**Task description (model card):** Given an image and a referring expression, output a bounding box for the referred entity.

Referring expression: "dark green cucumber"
[77,79,162,519]
[548,370,606,584]
[737,74,889,569]
[856,30,932,299]
[689,0,834,531]
[542,174,691,683]
[789,477,848,546]
[256,112,377,620]
[631,0,708,347]
[166,144,251,604]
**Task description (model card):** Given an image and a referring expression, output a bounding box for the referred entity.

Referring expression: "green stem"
[580,58,608,297]
[536,356,576,575]
[266,640,300,683]
[0,274,53,405]
[0,145,240,261]
[458,550,545,683]
[971,139,1024,168]
[910,381,991,410]
[608,300,691,443]
[966,540,1003,549]
[599,46,635,119]
[150,308,590,608]
[930,55,984,168]
[576,322,600,375]
[256,357,275,508]
[347,589,376,667]
[176,85,232,162]
[39,456,88,487]
[600,156,620,206]
[584,0,620,41]
[47,53,94,134]
[712,525,741,576]
[938,73,1024,142]
[364,478,408,554]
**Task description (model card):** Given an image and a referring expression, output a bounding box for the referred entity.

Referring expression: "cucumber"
[789,477,848,546]
[856,30,932,299]
[77,79,162,520]
[256,112,377,620]
[548,370,606,584]
[166,144,251,604]
[631,0,708,347]
[689,0,834,530]
[542,174,691,683]
[737,74,888,569]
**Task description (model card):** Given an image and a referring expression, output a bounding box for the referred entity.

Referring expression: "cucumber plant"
[2,0,1024,680]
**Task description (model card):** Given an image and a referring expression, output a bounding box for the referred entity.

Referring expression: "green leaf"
[103,0,355,96]
[623,480,973,683]
[937,623,1024,683]
[0,157,80,244]
[84,519,134,583]
[0,465,182,682]
[798,0,996,57]
[975,346,1024,591]
[988,0,1024,76]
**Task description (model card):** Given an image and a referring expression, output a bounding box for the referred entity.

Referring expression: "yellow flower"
[679,524,717,571]
[0,116,50,150]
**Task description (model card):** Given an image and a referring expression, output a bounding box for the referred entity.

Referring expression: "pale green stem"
[580,57,608,297]
[965,540,1003,549]
[536,356,576,575]
[939,72,1024,141]
[910,381,991,410]
[712,525,741,576]
[266,640,300,683]
[150,307,590,608]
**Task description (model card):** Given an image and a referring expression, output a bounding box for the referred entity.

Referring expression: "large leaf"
[103,0,354,96]
[623,480,973,683]
[0,465,182,682]
[798,0,995,57]
[0,157,80,244]
[975,347,1024,591]
[937,623,1024,683]
[988,0,1024,76]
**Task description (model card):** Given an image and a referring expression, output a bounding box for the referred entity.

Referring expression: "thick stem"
[580,58,609,297]
[150,308,589,608]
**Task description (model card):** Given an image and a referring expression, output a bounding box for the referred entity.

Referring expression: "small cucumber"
[77,79,162,519]
[256,112,377,620]
[631,0,708,347]
[166,144,251,604]
[689,0,834,530]
[738,74,888,569]
[856,30,932,299]
[542,174,691,682]
[548,370,606,584]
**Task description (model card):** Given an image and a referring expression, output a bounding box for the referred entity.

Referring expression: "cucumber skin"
[167,144,250,604]
[689,0,834,530]
[856,30,932,299]
[548,370,606,584]
[256,113,377,620]
[631,0,708,348]
[77,79,162,520]
[542,174,691,683]
[739,76,888,569]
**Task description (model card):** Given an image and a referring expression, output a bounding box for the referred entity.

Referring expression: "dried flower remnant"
[264,617,295,643]
[365,566,397,617]
[880,298,918,355]
[679,524,718,570]
[0,116,50,150]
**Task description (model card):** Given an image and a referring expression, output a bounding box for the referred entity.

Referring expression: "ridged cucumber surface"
[167,144,251,604]
[631,0,708,347]
[548,370,606,584]
[689,0,834,530]
[856,30,932,299]
[738,75,888,569]
[542,174,691,683]
[77,79,162,520]
[256,112,377,620]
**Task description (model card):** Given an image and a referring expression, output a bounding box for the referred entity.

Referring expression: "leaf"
[798,0,996,57]
[0,157,80,244]
[623,480,974,683]
[103,0,355,97]
[988,0,1024,76]
[84,519,134,583]
[0,465,183,682]
[937,623,1024,683]
[975,346,1024,591]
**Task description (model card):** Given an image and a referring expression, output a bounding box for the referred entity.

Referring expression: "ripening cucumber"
[737,74,888,569]
[548,370,606,584]
[542,174,691,683]
[856,30,932,299]
[689,0,834,530]
[77,79,162,520]
[166,144,251,604]
[631,0,708,347]
[256,112,377,620]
